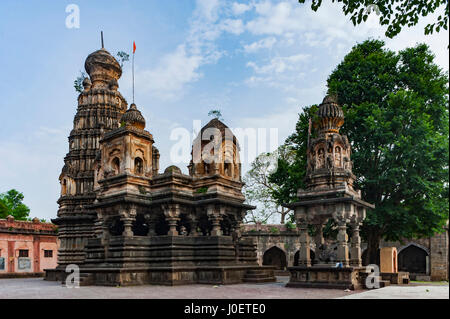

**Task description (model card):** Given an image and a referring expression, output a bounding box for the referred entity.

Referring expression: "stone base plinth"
[0,272,45,279]
[45,265,275,286]
[380,272,410,285]
[286,266,365,290]
[45,235,276,286]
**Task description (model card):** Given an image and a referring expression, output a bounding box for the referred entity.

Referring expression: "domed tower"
[93,103,157,190]
[52,46,128,271]
[189,118,241,182]
[284,95,374,290]
[87,102,158,247]
[305,95,357,194]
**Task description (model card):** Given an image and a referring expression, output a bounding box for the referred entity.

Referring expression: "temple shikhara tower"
[285,95,375,290]
[55,47,128,268]
[45,44,275,286]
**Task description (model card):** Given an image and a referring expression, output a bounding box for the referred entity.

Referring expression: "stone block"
[380,247,397,273]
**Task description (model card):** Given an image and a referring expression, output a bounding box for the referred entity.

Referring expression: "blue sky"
[0,0,448,221]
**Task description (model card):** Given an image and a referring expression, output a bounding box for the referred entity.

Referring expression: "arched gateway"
[263,247,287,270]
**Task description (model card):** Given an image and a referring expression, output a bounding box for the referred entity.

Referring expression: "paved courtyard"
[0,277,448,299]
[339,284,449,299]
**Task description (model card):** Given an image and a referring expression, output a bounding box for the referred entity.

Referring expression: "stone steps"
[243,269,276,283]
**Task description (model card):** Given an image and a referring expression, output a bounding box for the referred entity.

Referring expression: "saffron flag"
[133,41,136,54]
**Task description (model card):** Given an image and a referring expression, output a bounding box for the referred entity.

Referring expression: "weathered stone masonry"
[45,45,275,286]
[244,223,448,281]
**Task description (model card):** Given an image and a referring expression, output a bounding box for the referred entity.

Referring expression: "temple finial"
[101,31,104,48]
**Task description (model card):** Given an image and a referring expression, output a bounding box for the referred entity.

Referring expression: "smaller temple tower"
[285,95,374,290]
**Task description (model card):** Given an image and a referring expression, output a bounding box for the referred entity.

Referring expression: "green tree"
[74,70,87,94]
[0,189,31,220]
[208,109,223,121]
[268,106,318,208]
[243,149,294,224]
[116,51,130,68]
[270,39,449,264]
[299,0,448,38]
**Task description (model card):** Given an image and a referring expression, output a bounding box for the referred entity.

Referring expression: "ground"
[0,277,448,299]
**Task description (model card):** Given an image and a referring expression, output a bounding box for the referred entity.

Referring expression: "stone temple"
[45,45,275,286]
[284,96,376,290]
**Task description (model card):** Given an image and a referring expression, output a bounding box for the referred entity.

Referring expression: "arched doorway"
[293,250,315,266]
[263,247,287,270]
[398,244,428,274]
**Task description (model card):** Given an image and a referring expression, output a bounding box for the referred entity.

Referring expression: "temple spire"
[101,31,104,49]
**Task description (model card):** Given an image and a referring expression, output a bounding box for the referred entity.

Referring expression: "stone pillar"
[296,208,311,267]
[145,215,156,236]
[121,206,136,238]
[164,204,180,236]
[213,162,220,175]
[350,222,362,267]
[207,205,223,236]
[350,206,365,267]
[336,221,349,267]
[188,213,199,236]
[313,222,324,264]
[298,224,311,267]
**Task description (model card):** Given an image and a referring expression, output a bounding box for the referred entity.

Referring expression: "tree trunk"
[365,228,381,266]
[280,213,285,224]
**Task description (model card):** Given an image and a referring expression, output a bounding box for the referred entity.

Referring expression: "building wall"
[0,217,59,274]
[243,223,449,281]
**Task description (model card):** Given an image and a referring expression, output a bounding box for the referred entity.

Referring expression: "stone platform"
[380,272,410,285]
[45,235,276,286]
[46,265,275,286]
[286,266,366,290]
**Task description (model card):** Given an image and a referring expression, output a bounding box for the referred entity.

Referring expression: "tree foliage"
[116,51,130,68]
[74,70,87,94]
[270,39,449,263]
[208,109,223,121]
[299,0,449,38]
[243,149,294,224]
[0,189,31,220]
[268,105,318,206]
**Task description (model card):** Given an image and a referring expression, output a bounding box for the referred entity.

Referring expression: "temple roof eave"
[283,196,375,210]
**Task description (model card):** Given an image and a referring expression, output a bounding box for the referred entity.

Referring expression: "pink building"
[0,216,59,276]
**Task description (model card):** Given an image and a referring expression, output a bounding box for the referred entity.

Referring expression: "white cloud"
[244,37,277,53]
[133,0,251,101]
[232,2,252,15]
[246,1,303,36]
[195,0,221,23]
[220,19,245,35]
[137,45,203,101]
[246,53,310,74]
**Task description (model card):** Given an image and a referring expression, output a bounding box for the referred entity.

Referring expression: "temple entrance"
[398,245,428,274]
[263,246,287,270]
